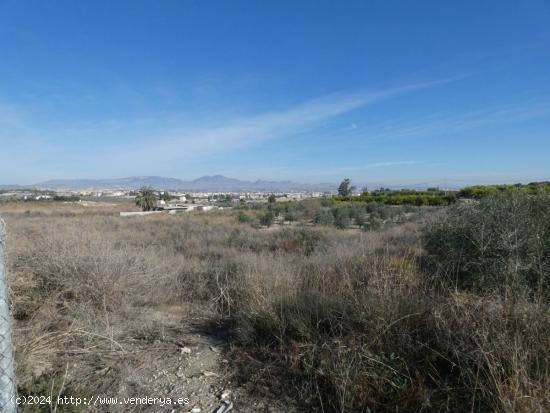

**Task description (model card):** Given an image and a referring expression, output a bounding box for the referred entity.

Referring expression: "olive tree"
[424,191,550,301]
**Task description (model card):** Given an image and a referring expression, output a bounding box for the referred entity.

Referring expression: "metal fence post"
[0,217,17,412]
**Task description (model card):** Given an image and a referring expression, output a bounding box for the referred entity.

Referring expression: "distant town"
[0,187,330,204]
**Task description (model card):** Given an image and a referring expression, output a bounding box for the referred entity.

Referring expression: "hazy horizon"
[3,173,550,191]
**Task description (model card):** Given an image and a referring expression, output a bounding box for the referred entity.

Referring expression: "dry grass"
[1,202,548,412]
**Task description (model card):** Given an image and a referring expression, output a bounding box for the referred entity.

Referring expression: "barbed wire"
[0,216,17,412]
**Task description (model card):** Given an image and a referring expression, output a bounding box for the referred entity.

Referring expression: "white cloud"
[344,99,550,142]
[111,79,449,163]
[0,77,456,181]
[364,161,419,168]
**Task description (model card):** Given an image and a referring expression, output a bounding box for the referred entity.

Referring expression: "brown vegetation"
[1,196,548,412]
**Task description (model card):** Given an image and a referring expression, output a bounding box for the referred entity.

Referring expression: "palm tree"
[135,186,158,211]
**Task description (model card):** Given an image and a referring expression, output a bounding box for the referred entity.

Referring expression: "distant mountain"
[36,175,336,192]
[6,176,503,193]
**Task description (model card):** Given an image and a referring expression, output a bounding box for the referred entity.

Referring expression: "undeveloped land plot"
[2,200,549,412]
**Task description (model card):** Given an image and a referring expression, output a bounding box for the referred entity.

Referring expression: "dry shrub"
[227,245,432,411]
[1,204,548,412]
[4,209,322,405]
[222,219,549,412]
[434,292,550,412]
[4,212,182,404]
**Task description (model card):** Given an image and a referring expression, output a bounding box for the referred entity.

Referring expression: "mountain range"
[0,175,473,192]
[33,175,337,192]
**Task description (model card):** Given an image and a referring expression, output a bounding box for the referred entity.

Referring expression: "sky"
[1,0,549,186]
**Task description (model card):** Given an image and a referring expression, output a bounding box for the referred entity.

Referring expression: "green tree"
[135,186,158,211]
[315,210,335,226]
[338,178,355,197]
[333,207,351,229]
[268,194,277,203]
[237,211,251,223]
[260,211,275,227]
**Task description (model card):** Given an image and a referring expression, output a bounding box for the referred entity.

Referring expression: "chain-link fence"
[0,216,17,412]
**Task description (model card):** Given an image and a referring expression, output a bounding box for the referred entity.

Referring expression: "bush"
[260,211,275,227]
[333,207,351,229]
[53,195,80,202]
[333,192,455,206]
[353,212,366,228]
[284,212,296,222]
[459,182,550,199]
[229,245,550,412]
[424,192,550,300]
[237,211,252,223]
[314,210,334,226]
[363,216,383,231]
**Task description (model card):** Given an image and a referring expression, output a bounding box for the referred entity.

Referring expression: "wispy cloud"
[0,76,460,181]
[342,99,550,142]
[308,161,422,175]
[111,79,452,163]
[364,161,419,168]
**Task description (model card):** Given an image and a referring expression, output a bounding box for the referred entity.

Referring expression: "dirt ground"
[93,304,293,412]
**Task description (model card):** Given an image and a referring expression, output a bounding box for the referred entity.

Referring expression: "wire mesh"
[0,217,16,412]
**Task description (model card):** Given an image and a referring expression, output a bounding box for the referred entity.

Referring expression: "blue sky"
[1,0,549,186]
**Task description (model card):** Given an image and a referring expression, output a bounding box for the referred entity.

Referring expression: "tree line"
[333,178,550,205]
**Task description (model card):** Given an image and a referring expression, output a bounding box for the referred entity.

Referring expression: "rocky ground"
[105,304,295,413]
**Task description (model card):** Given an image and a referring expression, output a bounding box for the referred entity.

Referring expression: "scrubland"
[1,192,549,412]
